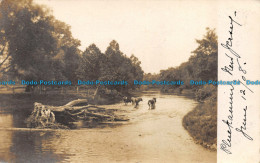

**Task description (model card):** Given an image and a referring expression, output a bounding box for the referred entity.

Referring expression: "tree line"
[0,0,143,93]
[1,0,217,95]
[158,28,217,95]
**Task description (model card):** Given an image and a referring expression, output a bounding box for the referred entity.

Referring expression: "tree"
[130,54,144,86]
[52,20,81,83]
[159,28,218,91]
[77,44,104,81]
[77,40,144,93]
[0,0,81,84]
[0,0,58,80]
[102,40,143,92]
[189,28,218,81]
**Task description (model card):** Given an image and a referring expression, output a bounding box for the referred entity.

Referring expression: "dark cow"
[132,97,143,108]
[123,96,133,105]
[148,98,156,109]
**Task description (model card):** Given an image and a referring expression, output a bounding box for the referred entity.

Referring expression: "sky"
[35,0,217,73]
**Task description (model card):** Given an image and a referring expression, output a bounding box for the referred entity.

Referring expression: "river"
[0,91,216,163]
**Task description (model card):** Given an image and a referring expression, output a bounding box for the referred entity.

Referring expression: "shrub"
[195,85,216,102]
[183,90,217,149]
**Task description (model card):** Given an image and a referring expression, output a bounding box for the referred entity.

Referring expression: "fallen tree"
[26,99,129,129]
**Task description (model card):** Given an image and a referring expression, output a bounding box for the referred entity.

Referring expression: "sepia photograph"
[0,0,219,162]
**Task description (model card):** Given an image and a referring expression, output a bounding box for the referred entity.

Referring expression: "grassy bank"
[182,85,217,150]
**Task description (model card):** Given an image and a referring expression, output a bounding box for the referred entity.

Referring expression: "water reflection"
[0,114,15,162]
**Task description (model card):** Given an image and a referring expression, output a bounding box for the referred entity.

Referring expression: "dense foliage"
[0,0,81,82]
[183,99,217,149]
[177,28,217,149]
[0,0,144,93]
[159,28,217,93]
[76,41,144,92]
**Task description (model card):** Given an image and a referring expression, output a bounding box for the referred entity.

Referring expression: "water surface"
[0,92,216,163]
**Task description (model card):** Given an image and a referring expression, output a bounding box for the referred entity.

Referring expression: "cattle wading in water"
[123,96,133,105]
[148,98,156,109]
[132,97,143,108]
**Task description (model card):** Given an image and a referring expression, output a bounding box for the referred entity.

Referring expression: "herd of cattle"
[123,96,157,109]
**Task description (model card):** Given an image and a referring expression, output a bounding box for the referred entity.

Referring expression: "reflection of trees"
[10,131,63,162]
[41,130,134,162]
[3,128,130,162]
[0,114,15,162]
[41,131,104,162]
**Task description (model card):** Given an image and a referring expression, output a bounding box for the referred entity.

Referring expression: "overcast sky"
[35,0,217,73]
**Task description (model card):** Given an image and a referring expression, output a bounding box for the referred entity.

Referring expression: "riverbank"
[157,86,217,151]
[182,99,217,150]
[181,86,217,151]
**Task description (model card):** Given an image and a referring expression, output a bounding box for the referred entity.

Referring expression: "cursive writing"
[235,106,253,141]
[220,84,234,154]
[220,11,254,155]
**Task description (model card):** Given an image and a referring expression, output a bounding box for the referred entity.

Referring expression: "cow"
[148,98,156,109]
[132,97,143,108]
[123,96,133,105]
